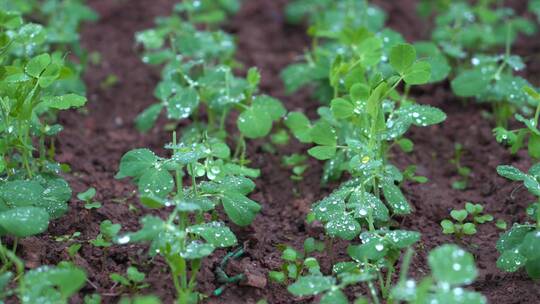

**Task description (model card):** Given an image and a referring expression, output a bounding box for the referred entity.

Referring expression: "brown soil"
[11,0,540,303]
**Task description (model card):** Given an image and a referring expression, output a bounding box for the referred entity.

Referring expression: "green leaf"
[308,146,337,160]
[462,223,477,235]
[128,267,147,283]
[181,241,215,259]
[25,53,51,78]
[497,165,528,181]
[138,168,174,198]
[428,244,477,285]
[390,44,416,74]
[282,247,298,261]
[399,104,446,126]
[41,94,87,110]
[451,70,490,97]
[320,289,348,304]
[496,225,534,252]
[135,103,163,132]
[166,87,199,120]
[331,98,354,119]
[519,231,540,260]
[285,112,312,143]
[222,191,261,226]
[0,180,43,207]
[497,248,527,272]
[450,210,468,222]
[253,95,286,121]
[325,214,360,240]
[403,61,431,85]
[349,190,389,222]
[348,240,387,262]
[288,276,335,296]
[77,188,96,201]
[441,219,455,234]
[525,258,540,279]
[116,149,158,179]
[384,230,421,248]
[20,262,86,304]
[0,207,50,237]
[381,180,411,215]
[187,222,237,248]
[528,134,540,159]
[310,121,337,146]
[238,107,273,139]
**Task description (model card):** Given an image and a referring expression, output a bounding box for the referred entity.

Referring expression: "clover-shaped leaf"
[428,244,477,285]
[288,275,335,296]
[221,191,261,226]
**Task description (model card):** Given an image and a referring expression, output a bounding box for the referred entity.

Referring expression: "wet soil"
[12,0,540,303]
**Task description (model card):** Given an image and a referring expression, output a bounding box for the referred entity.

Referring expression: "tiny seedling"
[493,86,540,159]
[391,244,486,303]
[90,220,121,248]
[77,187,102,209]
[281,154,308,181]
[495,163,540,279]
[110,266,149,292]
[450,143,471,190]
[441,202,493,240]
[268,238,325,283]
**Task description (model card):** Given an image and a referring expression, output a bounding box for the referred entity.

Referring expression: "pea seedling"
[77,187,102,209]
[110,266,149,292]
[115,133,261,303]
[269,238,325,284]
[450,143,472,190]
[441,202,493,240]
[281,154,309,181]
[90,220,121,248]
[391,244,486,303]
[494,86,540,159]
[495,164,540,279]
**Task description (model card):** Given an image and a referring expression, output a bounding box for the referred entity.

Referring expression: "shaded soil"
[11,0,540,303]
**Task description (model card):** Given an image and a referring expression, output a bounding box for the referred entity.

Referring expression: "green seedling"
[287,229,422,302]
[495,163,540,279]
[450,143,471,190]
[0,12,88,267]
[402,165,428,184]
[441,202,493,240]
[77,187,102,209]
[90,220,121,248]
[118,295,162,304]
[110,266,149,292]
[282,154,308,181]
[17,261,86,304]
[84,294,102,304]
[115,133,262,303]
[494,86,540,159]
[269,238,325,283]
[391,244,486,303]
[100,74,119,89]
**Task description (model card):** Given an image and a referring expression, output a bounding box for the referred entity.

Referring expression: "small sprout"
[441,202,495,241]
[77,187,102,210]
[90,220,121,248]
[110,266,149,292]
[450,143,471,190]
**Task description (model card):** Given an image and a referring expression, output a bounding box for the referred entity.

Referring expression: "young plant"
[288,42,445,241]
[90,220,121,248]
[391,244,486,303]
[495,163,540,279]
[110,266,150,292]
[450,143,472,190]
[0,13,87,263]
[269,237,325,284]
[115,134,262,303]
[281,154,309,181]
[1,261,87,304]
[441,202,493,240]
[77,187,102,209]
[494,86,540,159]
[287,229,421,302]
